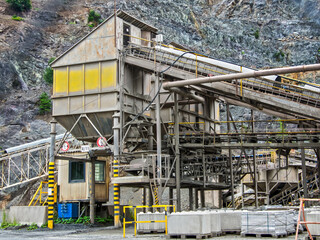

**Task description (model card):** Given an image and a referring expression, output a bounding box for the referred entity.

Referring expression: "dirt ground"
[0,225,310,240]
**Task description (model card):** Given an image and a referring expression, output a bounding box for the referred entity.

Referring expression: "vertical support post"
[200,189,205,208]
[253,149,258,208]
[316,149,320,195]
[195,189,199,209]
[48,119,56,229]
[90,155,96,224]
[142,187,146,207]
[251,110,258,208]
[113,112,121,227]
[301,148,308,199]
[148,125,154,151]
[226,104,235,208]
[155,73,162,203]
[174,93,181,212]
[241,182,244,208]
[148,186,153,211]
[189,188,194,210]
[169,187,173,212]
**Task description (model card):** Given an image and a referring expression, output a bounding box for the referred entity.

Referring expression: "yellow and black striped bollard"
[113,158,121,227]
[48,162,55,229]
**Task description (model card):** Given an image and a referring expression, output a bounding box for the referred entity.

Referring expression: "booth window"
[69,161,85,183]
[95,161,105,182]
[123,24,131,46]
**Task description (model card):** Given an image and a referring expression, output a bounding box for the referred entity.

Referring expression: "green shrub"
[274,50,285,61]
[253,29,260,39]
[43,57,55,84]
[88,10,102,27]
[11,15,24,21]
[6,0,31,12]
[27,223,38,230]
[39,92,51,115]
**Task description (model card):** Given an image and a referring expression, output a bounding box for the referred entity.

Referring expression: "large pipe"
[4,134,65,154]
[163,63,320,89]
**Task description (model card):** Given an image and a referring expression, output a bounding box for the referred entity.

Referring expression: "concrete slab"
[8,206,48,226]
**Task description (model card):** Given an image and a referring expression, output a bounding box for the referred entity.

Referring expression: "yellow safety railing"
[123,204,176,238]
[29,181,57,206]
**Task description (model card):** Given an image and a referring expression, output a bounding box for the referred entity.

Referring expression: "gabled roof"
[50,10,158,67]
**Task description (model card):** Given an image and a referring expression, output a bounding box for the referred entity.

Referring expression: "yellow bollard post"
[134,207,137,236]
[47,162,55,229]
[123,207,126,238]
[113,158,121,227]
[165,206,168,235]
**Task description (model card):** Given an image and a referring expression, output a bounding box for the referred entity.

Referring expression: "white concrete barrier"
[137,212,165,233]
[306,211,320,236]
[168,211,211,236]
[8,206,47,226]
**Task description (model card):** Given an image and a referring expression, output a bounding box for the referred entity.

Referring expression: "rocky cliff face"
[0,0,320,149]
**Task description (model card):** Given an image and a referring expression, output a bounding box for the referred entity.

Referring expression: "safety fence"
[123,204,176,238]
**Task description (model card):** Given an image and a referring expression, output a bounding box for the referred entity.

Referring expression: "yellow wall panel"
[85,63,99,92]
[101,61,117,89]
[69,65,83,94]
[55,67,68,94]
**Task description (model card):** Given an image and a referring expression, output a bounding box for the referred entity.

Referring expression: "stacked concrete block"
[286,210,296,234]
[241,211,288,237]
[306,211,320,236]
[137,212,165,233]
[167,211,211,237]
[207,211,221,236]
[218,210,243,233]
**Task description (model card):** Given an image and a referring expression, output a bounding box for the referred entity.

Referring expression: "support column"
[142,187,146,206]
[169,187,173,212]
[48,119,57,229]
[174,93,181,212]
[113,113,121,227]
[316,149,320,196]
[227,104,235,208]
[251,110,258,208]
[156,74,161,186]
[189,188,194,210]
[301,148,308,199]
[90,155,96,224]
[200,189,205,208]
[195,189,199,209]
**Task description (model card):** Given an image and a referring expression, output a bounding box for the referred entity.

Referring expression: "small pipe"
[169,87,205,103]
[163,63,320,89]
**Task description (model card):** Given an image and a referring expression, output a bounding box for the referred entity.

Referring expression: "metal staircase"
[270,173,320,206]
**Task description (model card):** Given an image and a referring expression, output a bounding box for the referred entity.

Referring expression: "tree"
[6,0,31,12]
[43,57,55,84]
[39,92,51,115]
[88,10,102,27]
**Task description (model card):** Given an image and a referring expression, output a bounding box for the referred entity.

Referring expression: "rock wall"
[0,0,319,149]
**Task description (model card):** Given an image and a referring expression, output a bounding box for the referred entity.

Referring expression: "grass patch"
[11,15,24,21]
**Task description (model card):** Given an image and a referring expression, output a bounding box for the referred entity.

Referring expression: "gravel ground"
[0,225,310,240]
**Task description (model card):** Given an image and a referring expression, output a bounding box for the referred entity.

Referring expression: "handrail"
[28,181,57,206]
[123,204,176,238]
[127,43,320,104]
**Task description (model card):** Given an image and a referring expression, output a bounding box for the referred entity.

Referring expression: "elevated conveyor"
[124,44,320,122]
